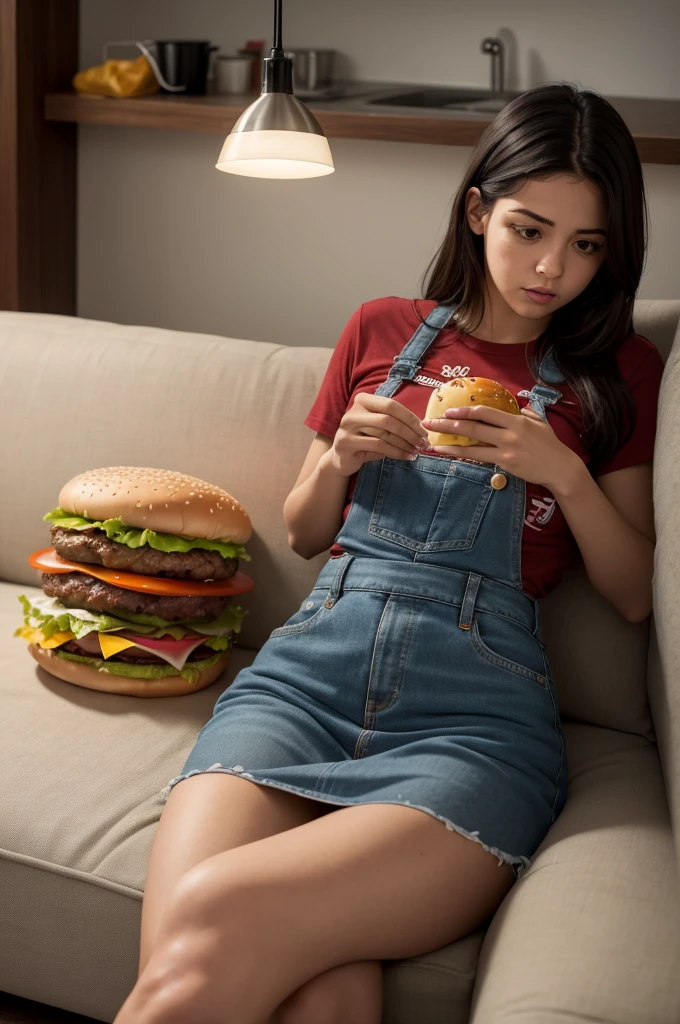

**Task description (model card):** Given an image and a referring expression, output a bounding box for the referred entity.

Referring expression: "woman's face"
[466,174,609,324]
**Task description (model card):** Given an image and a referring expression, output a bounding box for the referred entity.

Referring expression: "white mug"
[215,55,253,95]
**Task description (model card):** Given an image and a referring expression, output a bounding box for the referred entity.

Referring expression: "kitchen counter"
[44,79,680,165]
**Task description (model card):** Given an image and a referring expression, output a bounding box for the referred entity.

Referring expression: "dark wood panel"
[0,0,78,313]
[43,90,483,147]
[0,0,20,309]
[43,89,680,165]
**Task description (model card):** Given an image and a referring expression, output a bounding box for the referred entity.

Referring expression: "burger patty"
[51,526,238,581]
[58,638,217,665]
[41,572,230,622]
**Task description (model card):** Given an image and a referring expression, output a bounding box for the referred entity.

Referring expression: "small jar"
[215,55,253,95]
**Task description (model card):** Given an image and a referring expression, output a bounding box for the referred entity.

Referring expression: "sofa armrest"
[469,723,680,1022]
[650,313,680,867]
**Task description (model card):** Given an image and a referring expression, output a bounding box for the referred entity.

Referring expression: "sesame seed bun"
[425,377,520,447]
[29,644,232,697]
[58,467,252,544]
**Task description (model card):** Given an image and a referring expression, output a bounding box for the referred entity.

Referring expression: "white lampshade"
[216,128,334,179]
[215,64,335,180]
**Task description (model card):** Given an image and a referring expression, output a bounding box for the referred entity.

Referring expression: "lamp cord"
[273,0,283,55]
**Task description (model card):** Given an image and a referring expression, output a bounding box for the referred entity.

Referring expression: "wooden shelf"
[44,89,680,164]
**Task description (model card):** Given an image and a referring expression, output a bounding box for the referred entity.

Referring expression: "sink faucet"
[481,37,504,94]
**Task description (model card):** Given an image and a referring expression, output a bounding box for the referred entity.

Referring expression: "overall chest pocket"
[368,457,493,552]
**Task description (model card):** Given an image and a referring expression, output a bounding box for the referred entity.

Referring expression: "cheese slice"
[40,630,75,649]
[16,626,42,644]
[98,633,137,660]
[16,626,76,649]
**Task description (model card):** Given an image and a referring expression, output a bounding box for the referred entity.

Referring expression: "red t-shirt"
[304,296,664,600]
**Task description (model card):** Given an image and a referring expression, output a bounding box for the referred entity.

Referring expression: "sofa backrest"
[0,311,334,650]
[1,301,679,741]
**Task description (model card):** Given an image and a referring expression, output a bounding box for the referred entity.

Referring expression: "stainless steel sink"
[363,86,521,114]
[357,40,517,114]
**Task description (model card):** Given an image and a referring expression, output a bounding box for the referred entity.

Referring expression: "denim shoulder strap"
[375,304,457,398]
[517,346,567,419]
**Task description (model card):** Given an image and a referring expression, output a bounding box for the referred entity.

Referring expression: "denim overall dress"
[161,304,569,880]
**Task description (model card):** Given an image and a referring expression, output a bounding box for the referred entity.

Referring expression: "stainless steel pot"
[284,48,336,91]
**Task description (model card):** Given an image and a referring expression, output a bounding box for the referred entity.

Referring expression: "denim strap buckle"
[390,357,420,379]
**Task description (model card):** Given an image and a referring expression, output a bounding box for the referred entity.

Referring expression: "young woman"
[115,83,663,1024]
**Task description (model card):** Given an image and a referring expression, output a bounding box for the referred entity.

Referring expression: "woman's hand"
[421,404,580,491]
[330,392,431,478]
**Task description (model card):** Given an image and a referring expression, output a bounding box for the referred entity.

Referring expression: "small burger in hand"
[15,467,254,697]
[424,377,520,448]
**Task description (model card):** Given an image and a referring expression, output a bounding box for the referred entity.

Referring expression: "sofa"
[1,300,680,1023]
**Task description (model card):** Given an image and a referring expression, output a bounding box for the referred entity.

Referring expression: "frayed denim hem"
[159,763,531,882]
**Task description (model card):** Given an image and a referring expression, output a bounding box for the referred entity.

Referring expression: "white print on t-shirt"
[524,494,557,532]
[411,364,471,387]
[414,374,446,388]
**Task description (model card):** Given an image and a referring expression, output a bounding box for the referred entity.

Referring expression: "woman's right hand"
[328,392,431,477]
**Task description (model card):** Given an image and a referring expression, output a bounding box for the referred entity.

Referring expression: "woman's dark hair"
[419,81,648,475]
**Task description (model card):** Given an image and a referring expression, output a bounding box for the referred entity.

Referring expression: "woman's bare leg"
[120,800,514,1024]
[134,772,381,1023]
[138,772,331,978]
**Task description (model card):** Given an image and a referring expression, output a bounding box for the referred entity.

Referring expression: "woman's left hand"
[420,404,580,491]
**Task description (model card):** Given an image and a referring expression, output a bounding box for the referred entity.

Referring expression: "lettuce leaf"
[15,594,247,642]
[51,648,226,687]
[199,636,230,653]
[43,507,251,562]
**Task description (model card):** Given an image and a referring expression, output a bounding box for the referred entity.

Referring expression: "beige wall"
[78,0,680,348]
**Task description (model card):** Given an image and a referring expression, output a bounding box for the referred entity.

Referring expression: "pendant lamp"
[215,0,335,179]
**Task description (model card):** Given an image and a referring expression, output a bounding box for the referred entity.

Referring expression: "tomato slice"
[29,547,255,597]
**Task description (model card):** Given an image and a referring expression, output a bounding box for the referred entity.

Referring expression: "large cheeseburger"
[15,467,254,697]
